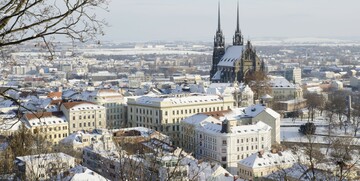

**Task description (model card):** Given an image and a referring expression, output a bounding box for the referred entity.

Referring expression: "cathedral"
[210,3,265,83]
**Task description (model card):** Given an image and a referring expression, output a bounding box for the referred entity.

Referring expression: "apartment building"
[127,94,234,143]
[24,112,68,145]
[270,76,303,102]
[15,153,75,180]
[181,113,272,174]
[60,101,106,133]
[89,89,127,128]
[237,150,296,180]
[83,137,192,181]
[59,129,112,152]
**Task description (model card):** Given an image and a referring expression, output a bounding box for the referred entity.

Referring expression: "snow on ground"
[280,117,360,144]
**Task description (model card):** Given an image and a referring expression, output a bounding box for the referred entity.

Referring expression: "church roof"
[217,46,243,67]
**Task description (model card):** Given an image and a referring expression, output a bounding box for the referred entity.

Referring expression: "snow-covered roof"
[212,70,222,80]
[16,152,74,163]
[217,46,243,67]
[26,112,67,127]
[131,94,229,106]
[238,150,296,169]
[241,104,280,119]
[62,102,104,110]
[57,165,109,181]
[270,76,296,88]
[183,113,271,135]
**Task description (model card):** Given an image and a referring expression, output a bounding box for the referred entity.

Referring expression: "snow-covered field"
[280,117,360,144]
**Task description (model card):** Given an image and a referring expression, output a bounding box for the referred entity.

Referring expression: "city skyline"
[99,0,360,42]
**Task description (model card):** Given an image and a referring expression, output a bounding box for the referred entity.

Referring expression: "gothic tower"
[210,2,225,81]
[233,1,243,46]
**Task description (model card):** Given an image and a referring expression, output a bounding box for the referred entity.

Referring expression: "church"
[210,3,265,83]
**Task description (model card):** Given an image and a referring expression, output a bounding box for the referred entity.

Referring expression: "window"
[79,123,82,127]
[73,124,75,128]
[99,121,101,126]
[221,156,227,161]
[222,140,227,145]
[73,116,75,120]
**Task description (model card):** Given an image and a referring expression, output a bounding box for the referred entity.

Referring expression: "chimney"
[221,119,229,133]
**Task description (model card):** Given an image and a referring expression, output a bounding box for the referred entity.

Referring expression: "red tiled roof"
[24,111,63,120]
[50,99,63,105]
[203,110,231,119]
[62,101,96,109]
[47,92,62,99]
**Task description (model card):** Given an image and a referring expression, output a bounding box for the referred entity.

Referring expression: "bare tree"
[245,70,272,100]
[304,92,325,122]
[0,0,108,58]
[352,102,360,137]
[329,91,348,130]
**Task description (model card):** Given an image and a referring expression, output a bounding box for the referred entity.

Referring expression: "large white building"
[60,101,106,133]
[127,94,234,144]
[181,113,272,174]
[89,89,127,128]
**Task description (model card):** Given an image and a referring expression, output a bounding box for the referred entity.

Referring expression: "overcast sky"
[98,0,360,42]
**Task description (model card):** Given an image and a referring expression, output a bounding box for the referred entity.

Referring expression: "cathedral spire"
[233,0,243,46]
[214,1,225,48]
[217,1,221,32]
[236,1,240,32]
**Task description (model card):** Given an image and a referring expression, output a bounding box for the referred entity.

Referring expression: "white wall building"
[15,153,75,180]
[270,76,303,101]
[60,101,106,133]
[181,113,272,174]
[89,89,127,128]
[127,94,234,144]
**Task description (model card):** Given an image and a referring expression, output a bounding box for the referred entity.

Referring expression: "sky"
[97,0,360,42]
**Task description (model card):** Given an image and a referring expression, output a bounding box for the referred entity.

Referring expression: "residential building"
[82,135,189,181]
[285,67,301,84]
[24,112,68,145]
[89,89,127,128]
[181,112,272,174]
[15,153,75,180]
[207,83,254,107]
[60,101,106,133]
[59,129,112,152]
[237,150,296,180]
[270,76,303,102]
[127,94,234,144]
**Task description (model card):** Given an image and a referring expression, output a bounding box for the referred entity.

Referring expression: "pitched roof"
[203,110,231,119]
[47,92,62,99]
[24,111,64,120]
[62,101,96,109]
